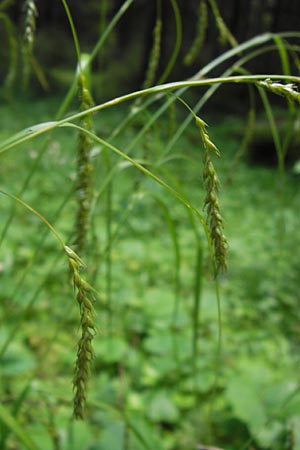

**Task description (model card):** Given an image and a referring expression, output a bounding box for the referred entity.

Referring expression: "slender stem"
[104,151,113,333]
[1,74,300,155]
[192,243,203,396]
[0,190,65,248]
[61,123,209,231]
[157,0,182,83]
[56,0,135,119]
[60,0,82,70]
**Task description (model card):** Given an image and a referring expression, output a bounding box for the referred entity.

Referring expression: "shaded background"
[2,0,300,99]
[1,3,300,450]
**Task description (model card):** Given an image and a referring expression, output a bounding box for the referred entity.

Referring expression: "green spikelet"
[143,15,162,88]
[22,0,38,87]
[74,70,94,255]
[184,0,208,66]
[65,246,96,419]
[196,116,228,274]
[207,0,237,47]
[257,78,300,104]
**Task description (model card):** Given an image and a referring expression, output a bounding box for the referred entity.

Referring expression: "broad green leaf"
[147,390,179,423]
[66,420,93,450]
[91,420,125,450]
[94,337,128,364]
[226,374,267,429]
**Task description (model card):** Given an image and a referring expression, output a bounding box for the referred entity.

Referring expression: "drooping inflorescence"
[257,78,300,104]
[143,15,162,88]
[65,246,96,419]
[196,116,228,275]
[207,0,237,47]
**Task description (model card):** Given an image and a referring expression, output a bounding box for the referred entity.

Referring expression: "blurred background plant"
[0,1,300,450]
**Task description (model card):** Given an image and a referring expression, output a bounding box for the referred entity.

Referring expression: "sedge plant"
[1,1,300,449]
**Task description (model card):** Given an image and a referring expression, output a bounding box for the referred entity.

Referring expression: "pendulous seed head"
[195,116,228,275]
[65,245,96,419]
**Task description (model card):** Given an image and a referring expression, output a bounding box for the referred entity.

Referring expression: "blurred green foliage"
[0,96,300,449]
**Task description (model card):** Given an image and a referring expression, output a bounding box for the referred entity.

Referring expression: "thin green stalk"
[0,139,52,248]
[207,0,237,47]
[0,190,96,418]
[273,35,291,77]
[56,0,135,118]
[63,126,228,367]
[0,238,100,363]
[168,100,225,394]
[61,1,94,258]
[213,272,222,385]
[192,242,203,396]
[1,32,292,253]
[61,123,209,232]
[143,0,162,88]
[2,33,300,158]
[152,194,181,369]
[60,0,82,68]
[2,74,300,155]
[157,0,182,83]
[257,87,287,255]
[99,0,108,34]
[184,0,208,66]
[162,42,300,158]
[0,189,65,247]
[91,183,144,288]
[124,34,298,153]
[88,159,148,288]
[0,204,68,360]
[155,197,181,322]
[12,188,72,291]
[0,0,134,256]
[227,66,256,178]
[1,187,73,326]
[272,34,297,146]
[164,35,300,159]
[258,88,285,175]
[103,150,113,332]
[0,245,65,359]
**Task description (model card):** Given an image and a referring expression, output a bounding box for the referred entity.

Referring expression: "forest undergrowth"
[1,1,300,449]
